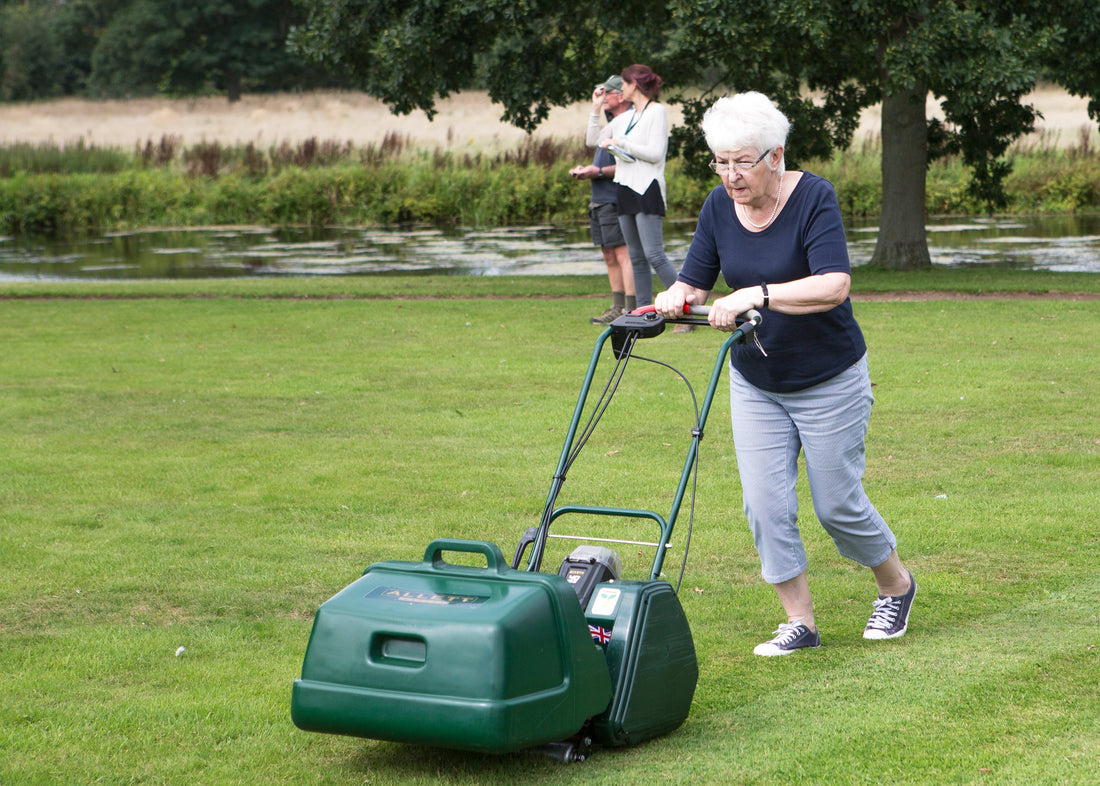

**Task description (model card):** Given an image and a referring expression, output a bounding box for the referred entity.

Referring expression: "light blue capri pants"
[729,354,897,584]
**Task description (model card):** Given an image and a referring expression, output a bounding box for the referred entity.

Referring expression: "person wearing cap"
[570,75,635,324]
[589,64,678,309]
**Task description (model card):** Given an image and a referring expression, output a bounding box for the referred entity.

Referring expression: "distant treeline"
[2,133,1098,236]
[0,0,347,103]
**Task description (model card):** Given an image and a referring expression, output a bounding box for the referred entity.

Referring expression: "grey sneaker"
[753,621,821,657]
[590,306,622,325]
[864,571,917,640]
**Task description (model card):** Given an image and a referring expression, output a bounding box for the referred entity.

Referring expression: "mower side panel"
[291,540,612,754]
[585,580,698,746]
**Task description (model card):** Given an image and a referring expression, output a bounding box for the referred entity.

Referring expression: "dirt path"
[851,290,1100,301]
[1,87,1095,151]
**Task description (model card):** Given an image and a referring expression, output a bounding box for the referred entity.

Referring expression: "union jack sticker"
[588,624,612,645]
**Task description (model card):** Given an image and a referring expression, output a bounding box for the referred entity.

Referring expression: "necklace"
[740,173,783,229]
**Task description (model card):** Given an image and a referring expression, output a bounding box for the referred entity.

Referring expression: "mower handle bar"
[632,304,763,324]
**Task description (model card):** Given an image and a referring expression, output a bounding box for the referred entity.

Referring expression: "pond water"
[2,214,1100,281]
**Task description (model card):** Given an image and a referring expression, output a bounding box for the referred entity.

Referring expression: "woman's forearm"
[761,272,851,315]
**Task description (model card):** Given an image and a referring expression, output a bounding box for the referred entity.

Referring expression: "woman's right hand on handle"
[655,283,708,319]
[654,288,689,318]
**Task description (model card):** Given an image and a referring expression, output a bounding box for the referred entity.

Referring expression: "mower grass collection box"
[291,540,613,754]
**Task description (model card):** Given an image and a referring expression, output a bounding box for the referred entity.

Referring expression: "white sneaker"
[864,571,917,640]
[753,621,821,657]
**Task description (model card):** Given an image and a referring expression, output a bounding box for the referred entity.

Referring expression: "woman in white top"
[587,64,678,307]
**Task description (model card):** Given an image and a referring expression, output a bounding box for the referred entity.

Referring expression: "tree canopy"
[3,0,1098,269]
[90,0,314,102]
[287,0,671,131]
[0,0,107,101]
[0,0,343,104]
[292,0,1100,269]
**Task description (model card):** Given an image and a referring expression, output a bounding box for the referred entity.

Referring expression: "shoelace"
[769,622,805,645]
[866,596,902,629]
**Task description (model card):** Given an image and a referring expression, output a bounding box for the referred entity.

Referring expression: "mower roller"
[291,305,762,762]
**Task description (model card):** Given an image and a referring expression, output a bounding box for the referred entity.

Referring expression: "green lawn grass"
[1,276,1097,784]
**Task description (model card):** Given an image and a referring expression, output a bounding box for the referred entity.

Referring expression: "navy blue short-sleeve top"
[678,172,867,393]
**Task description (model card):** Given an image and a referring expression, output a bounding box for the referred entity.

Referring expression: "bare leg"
[870,550,911,597]
[772,570,816,631]
[601,246,622,293]
[613,244,634,296]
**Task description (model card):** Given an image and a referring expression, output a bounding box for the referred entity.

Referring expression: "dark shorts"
[588,202,625,248]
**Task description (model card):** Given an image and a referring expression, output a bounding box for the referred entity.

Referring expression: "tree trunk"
[225,69,241,103]
[870,88,931,270]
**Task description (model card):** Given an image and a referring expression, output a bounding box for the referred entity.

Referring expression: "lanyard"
[624,100,651,135]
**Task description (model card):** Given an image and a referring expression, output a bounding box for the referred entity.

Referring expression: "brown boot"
[590,305,623,325]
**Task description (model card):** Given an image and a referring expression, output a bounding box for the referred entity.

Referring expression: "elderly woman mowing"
[654,92,916,656]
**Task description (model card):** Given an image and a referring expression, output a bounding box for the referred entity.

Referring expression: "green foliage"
[3,0,1100,266]
[664,0,1080,267]
[3,133,1100,235]
[0,0,145,101]
[918,6,1056,210]
[0,140,130,177]
[289,0,670,131]
[1042,0,1100,124]
[0,2,67,101]
[1006,162,1100,213]
[49,0,113,95]
[290,0,1100,271]
[0,0,345,103]
[664,158,713,216]
[4,1,1099,271]
[83,0,341,102]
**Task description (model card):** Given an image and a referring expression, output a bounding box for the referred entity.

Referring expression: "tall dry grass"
[0,87,1095,151]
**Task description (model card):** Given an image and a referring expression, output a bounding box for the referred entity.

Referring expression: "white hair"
[701,92,791,172]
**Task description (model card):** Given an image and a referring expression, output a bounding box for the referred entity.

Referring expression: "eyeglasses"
[708,149,771,176]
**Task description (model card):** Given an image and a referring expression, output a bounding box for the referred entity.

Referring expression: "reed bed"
[1,130,1098,235]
